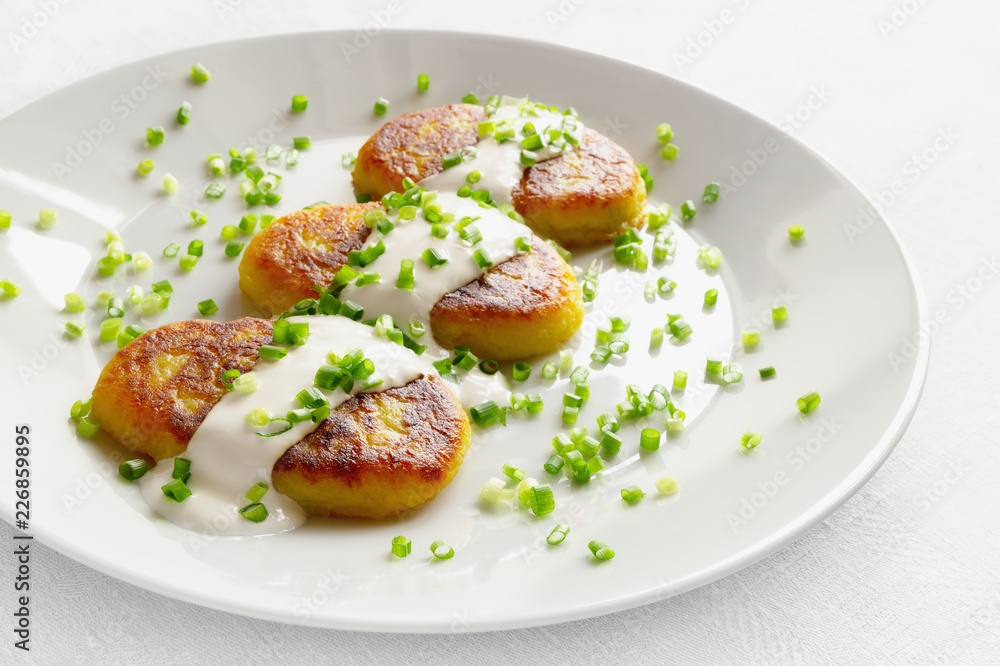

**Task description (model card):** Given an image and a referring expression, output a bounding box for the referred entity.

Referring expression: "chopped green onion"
[742,330,760,346]
[789,224,805,241]
[479,477,508,504]
[740,430,763,450]
[703,182,721,203]
[146,127,164,146]
[246,408,271,427]
[179,253,198,270]
[655,477,680,494]
[430,540,454,559]
[118,459,149,481]
[759,366,776,379]
[421,247,449,269]
[544,455,565,475]
[588,540,615,561]
[292,136,311,150]
[391,536,411,558]
[75,416,101,439]
[161,478,191,502]
[698,244,723,269]
[704,289,718,307]
[471,401,501,426]
[239,503,268,522]
[373,97,389,116]
[640,428,661,451]
[0,211,10,229]
[441,151,462,170]
[512,362,531,382]
[722,363,743,384]
[673,370,687,390]
[190,63,211,83]
[656,123,674,143]
[417,73,429,92]
[473,248,493,269]
[172,457,191,483]
[660,143,679,161]
[681,200,696,221]
[528,485,555,516]
[547,524,570,546]
[621,485,645,504]
[520,149,537,167]
[541,361,558,380]
[772,306,789,323]
[162,173,179,194]
[136,159,155,176]
[291,95,308,112]
[99,318,122,341]
[70,399,91,420]
[503,463,526,483]
[176,101,192,125]
[797,391,821,414]
[63,293,86,312]
[244,482,268,503]
[221,225,239,240]
[225,241,244,257]
[461,92,479,104]
[163,243,180,258]
[526,393,544,412]
[65,321,86,337]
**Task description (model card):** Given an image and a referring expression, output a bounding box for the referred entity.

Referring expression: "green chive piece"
[225,241,244,257]
[118,459,149,481]
[162,173,179,194]
[742,330,761,346]
[681,200,696,221]
[703,182,721,203]
[291,95,308,112]
[661,143,679,161]
[740,431,763,451]
[190,63,211,83]
[179,253,198,270]
[588,540,615,561]
[65,321,86,337]
[430,540,455,559]
[161,478,191,502]
[1,279,22,297]
[0,211,10,229]
[655,477,680,494]
[547,523,570,545]
[421,247,448,269]
[759,366,776,379]
[789,224,805,241]
[544,455,565,475]
[293,136,311,150]
[373,97,389,116]
[621,485,645,504]
[656,123,674,143]
[75,417,101,439]
[136,159,155,176]
[640,428,661,451]
[417,73,429,92]
[528,485,556,516]
[673,371,687,390]
[197,299,218,315]
[176,101,192,125]
[772,305,789,323]
[391,535,412,558]
[512,362,531,382]
[704,289,718,307]
[245,482,269,503]
[470,401,501,426]
[239,502,268,522]
[461,92,478,104]
[797,391,821,414]
[146,127,164,146]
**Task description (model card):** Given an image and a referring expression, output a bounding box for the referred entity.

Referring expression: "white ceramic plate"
[0,30,927,632]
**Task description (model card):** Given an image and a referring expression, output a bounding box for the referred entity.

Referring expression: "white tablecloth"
[2,0,997,663]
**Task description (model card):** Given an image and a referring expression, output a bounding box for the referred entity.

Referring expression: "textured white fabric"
[2,0,998,663]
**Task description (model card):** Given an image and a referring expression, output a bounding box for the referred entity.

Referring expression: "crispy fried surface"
[239,204,583,359]
[238,203,377,315]
[512,128,647,247]
[90,318,273,461]
[352,105,647,246]
[273,373,471,520]
[431,239,584,359]
[353,104,485,198]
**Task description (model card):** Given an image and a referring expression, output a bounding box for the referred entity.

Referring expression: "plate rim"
[0,27,931,632]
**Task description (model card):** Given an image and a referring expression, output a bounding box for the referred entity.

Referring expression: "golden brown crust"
[430,239,584,359]
[272,374,472,519]
[353,104,485,198]
[512,128,647,247]
[90,318,273,461]
[238,204,378,315]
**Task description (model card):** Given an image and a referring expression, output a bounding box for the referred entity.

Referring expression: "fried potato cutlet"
[352,104,647,247]
[238,203,584,360]
[89,319,472,520]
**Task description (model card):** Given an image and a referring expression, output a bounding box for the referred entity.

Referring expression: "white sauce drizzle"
[139,99,584,535]
[139,316,434,536]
